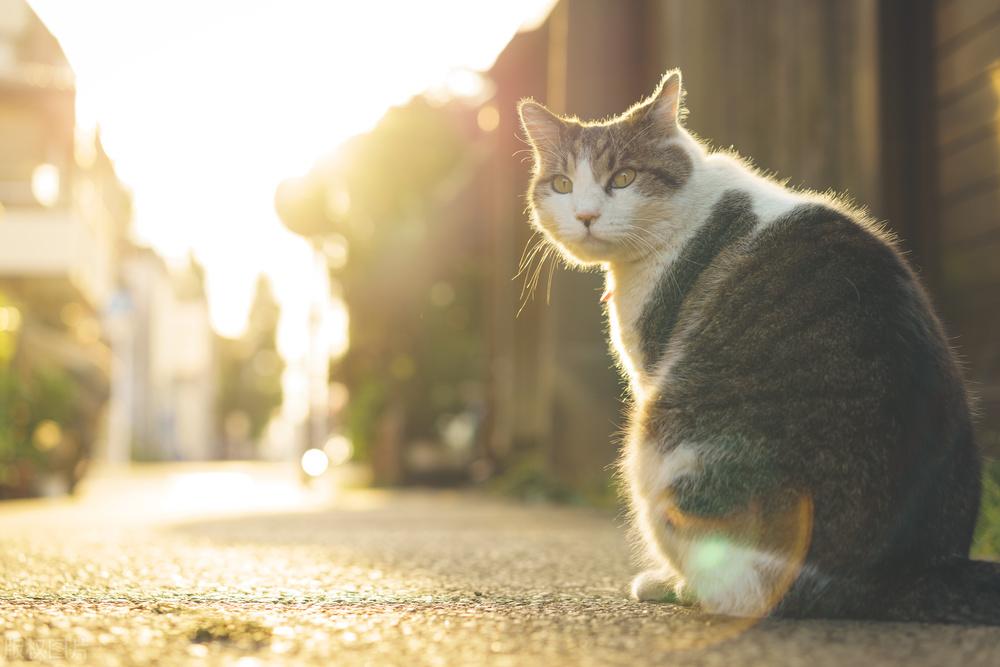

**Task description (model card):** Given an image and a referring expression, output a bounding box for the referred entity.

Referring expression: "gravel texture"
[1,463,998,666]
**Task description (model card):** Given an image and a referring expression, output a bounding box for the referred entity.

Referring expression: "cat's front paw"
[630,569,694,605]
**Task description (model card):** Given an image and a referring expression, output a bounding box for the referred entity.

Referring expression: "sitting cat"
[518,69,1000,624]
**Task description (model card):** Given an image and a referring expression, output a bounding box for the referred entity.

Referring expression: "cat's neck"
[605,148,811,396]
[609,148,813,290]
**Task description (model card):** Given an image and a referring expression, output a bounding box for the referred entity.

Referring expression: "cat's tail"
[876,558,1000,625]
[778,557,1000,625]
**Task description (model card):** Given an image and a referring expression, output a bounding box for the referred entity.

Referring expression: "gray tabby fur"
[518,70,1000,624]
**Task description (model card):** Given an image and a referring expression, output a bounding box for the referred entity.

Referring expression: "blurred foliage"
[216,276,284,450]
[342,377,386,465]
[276,99,467,239]
[973,459,1000,560]
[335,101,468,230]
[279,98,485,481]
[0,348,89,497]
[488,450,617,508]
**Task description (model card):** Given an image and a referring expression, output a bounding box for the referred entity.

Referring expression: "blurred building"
[0,1,220,496]
[0,0,121,303]
[0,0,131,495]
[107,250,218,462]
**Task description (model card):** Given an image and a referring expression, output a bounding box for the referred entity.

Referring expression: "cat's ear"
[518,99,564,148]
[645,69,683,129]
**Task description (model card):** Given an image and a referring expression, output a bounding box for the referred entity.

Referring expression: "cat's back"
[645,190,980,569]
[663,192,956,402]
[641,189,944,448]
[644,189,974,464]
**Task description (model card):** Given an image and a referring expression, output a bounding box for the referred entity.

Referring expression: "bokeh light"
[323,435,353,466]
[300,448,329,478]
[30,163,59,207]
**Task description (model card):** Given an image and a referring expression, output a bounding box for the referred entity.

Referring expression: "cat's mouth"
[579,230,613,248]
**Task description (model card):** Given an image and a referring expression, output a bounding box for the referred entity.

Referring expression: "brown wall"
[644,0,884,216]
[485,2,644,494]
[934,0,1000,452]
[483,0,1000,493]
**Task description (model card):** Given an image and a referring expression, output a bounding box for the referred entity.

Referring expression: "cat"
[518,69,1000,624]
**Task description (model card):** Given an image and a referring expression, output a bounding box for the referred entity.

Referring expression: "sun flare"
[27,0,556,357]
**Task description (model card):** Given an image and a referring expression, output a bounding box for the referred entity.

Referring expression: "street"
[1,464,999,666]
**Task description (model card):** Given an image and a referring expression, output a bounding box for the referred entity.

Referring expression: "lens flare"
[30,163,60,207]
[655,489,814,650]
[300,448,329,478]
[323,435,353,466]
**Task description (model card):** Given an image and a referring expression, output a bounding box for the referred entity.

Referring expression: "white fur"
[625,439,701,498]
[526,96,821,617]
[624,439,702,588]
[605,134,815,397]
[679,536,791,617]
[625,436,793,617]
[531,154,677,267]
[629,515,791,617]
[631,567,685,602]
[609,144,813,616]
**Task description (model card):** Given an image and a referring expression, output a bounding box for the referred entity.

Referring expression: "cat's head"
[519,70,700,266]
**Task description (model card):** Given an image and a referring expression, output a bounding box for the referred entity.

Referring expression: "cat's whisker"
[518,244,555,316]
[623,232,658,257]
[518,250,543,301]
[622,225,711,269]
[520,242,547,304]
[533,246,552,296]
[516,241,543,277]
[545,249,558,303]
[529,146,566,167]
[515,233,547,277]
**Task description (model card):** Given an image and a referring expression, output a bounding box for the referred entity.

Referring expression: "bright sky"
[27,0,555,361]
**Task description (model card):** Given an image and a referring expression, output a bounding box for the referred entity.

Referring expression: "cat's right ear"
[643,69,683,130]
[518,99,564,148]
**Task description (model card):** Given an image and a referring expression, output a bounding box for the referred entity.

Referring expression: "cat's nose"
[576,211,599,227]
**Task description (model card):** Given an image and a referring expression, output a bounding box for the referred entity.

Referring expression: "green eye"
[611,168,636,188]
[551,175,573,194]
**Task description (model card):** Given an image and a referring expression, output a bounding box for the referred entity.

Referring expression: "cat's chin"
[535,225,624,265]
[559,237,630,266]
[554,243,612,266]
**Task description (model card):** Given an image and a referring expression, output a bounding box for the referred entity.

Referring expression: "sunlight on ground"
[37,462,387,524]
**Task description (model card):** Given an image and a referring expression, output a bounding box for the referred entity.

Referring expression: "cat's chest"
[606,270,661,392]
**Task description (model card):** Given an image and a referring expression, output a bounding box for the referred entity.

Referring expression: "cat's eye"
[611,168,636,189]
[551,175,573,194]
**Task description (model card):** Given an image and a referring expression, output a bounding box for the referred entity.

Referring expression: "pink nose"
[575,211,599,227]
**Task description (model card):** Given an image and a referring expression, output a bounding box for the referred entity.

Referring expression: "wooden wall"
[643,0,884,218]
[486,1,651,495]
[934,0,1000,451]
[483,0,1000,492]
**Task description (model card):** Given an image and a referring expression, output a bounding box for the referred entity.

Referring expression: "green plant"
[488,450,617,508]
[343,377,386,463]
[972,459,1000,560]
[0,363,81,495]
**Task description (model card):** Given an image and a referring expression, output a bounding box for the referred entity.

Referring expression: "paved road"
[1,463,998,666]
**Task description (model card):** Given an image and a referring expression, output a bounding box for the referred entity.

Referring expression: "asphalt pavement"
[1,463,998,666]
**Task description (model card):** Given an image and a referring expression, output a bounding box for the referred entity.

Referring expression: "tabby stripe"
[636,189,759,373]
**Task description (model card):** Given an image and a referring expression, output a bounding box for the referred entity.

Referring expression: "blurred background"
[0,0,997,546]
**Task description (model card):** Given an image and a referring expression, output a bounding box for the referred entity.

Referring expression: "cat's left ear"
[518,99,564,148]
[645,69,683,129]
